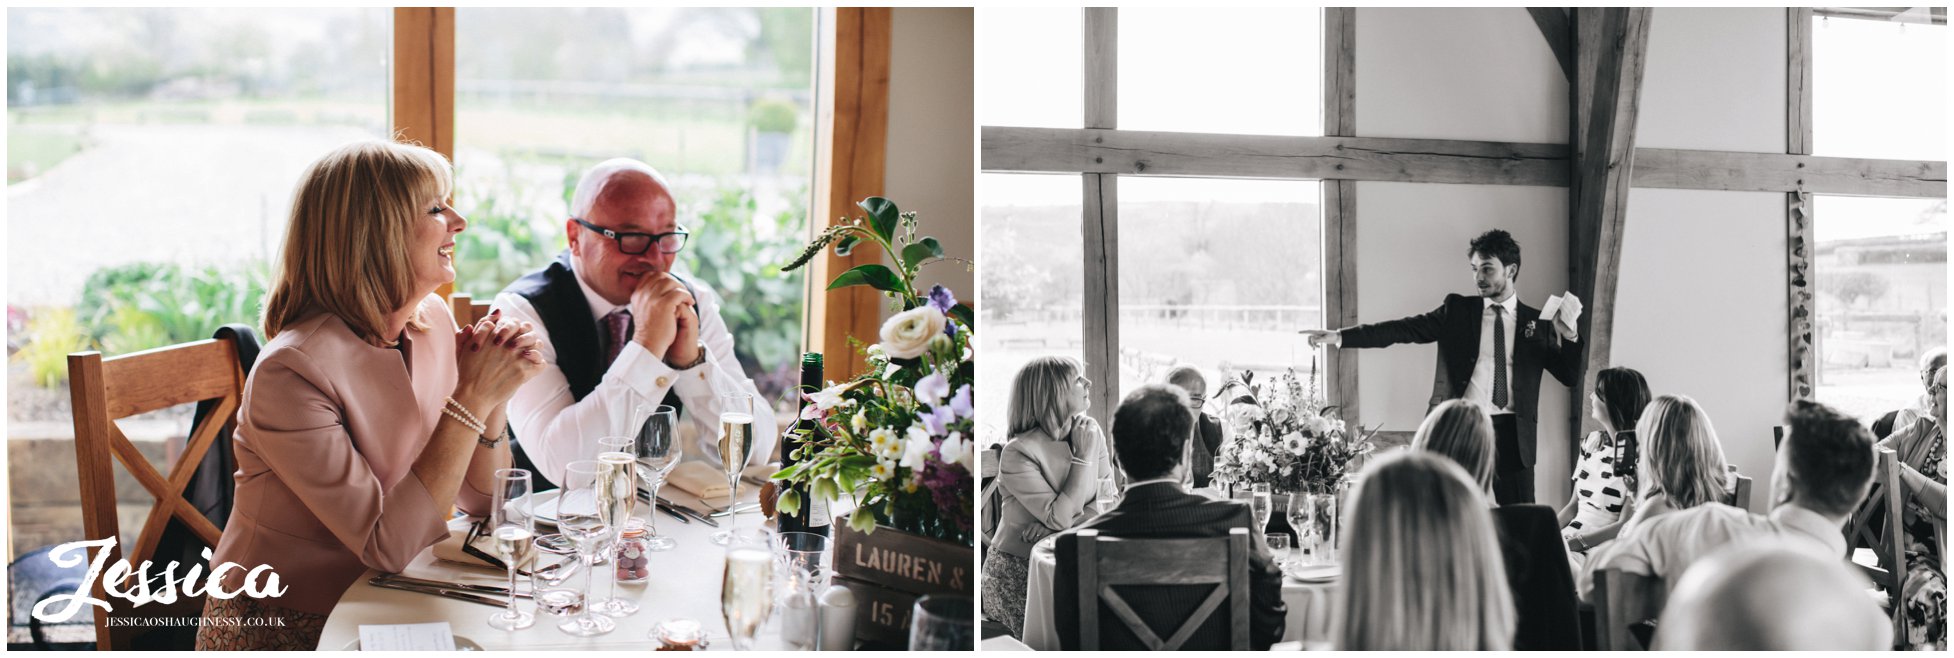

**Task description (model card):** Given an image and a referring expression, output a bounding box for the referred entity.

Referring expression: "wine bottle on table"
[780,352,832,536]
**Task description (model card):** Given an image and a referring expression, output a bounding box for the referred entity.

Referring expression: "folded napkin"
[430,521,501,570]
[667,462,780,502]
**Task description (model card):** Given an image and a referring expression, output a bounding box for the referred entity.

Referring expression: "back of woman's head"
[1636,394,1729,508]
[264,140,453,344]
[1595,367,1653,434]
[1009,356,1081,440]
[1337,452,1514,650]
[1411,400,1496,494]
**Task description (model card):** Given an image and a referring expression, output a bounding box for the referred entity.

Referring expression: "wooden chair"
[1591,568,1665,650]
[1725,473,1752,510]
[67,339,248,650]
[979,444,1002,559]
[1845,447,1906,642]
[1772,425,1787,451]
[450,292,494,326]
[1073,527,1251,650]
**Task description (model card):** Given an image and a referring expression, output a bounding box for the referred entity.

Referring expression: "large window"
[451,8,815,406]
[1809,10,1948,425]
[979,7,1328,438]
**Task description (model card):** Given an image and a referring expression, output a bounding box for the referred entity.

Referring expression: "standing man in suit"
[1301,230,1582,504]
[1052,385,1287,650]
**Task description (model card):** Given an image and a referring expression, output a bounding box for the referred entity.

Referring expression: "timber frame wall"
[978,7,1947,437]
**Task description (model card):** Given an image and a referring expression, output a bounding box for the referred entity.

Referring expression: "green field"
[6,126,84,182]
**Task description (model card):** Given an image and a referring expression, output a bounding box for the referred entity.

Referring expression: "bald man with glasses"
[492,158,776,488]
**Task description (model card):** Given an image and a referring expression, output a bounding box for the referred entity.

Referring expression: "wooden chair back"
[1725,473,1753,510]
[1845,447,1906,642]
[67,340,247,650]
[1074,527,1250,650]
[1591,568,1665,650]
[1772,425,1787,451]
[450,292,493,327]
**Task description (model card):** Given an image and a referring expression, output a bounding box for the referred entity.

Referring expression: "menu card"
[359,622,456,651]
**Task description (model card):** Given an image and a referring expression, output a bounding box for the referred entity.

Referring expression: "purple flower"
[917,405,955,436]
[949,384,973,418]
[927,285,957,314]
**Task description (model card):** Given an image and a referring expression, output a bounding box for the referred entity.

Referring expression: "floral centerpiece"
[1210,364,1375,495]
[774,197,976,545]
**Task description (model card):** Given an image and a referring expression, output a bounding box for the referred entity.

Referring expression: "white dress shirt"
[1464,293,1519,415]
[494,262,778,485]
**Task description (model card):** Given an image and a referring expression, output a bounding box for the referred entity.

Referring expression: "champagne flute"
[555,461,617,636]
[711,393,756,546]
[636,405,681,551]
[721,534,776,651]
[1249,483,1273,532]
[591,436,639,617]
[486,468,535,630]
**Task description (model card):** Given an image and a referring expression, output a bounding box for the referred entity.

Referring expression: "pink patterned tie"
[604,309,632,368]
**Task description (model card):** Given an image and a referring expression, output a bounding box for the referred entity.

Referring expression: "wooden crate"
[830,523,973,647]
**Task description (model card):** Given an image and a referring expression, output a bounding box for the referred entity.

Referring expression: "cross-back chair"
[1845,447,1907,643]
[67,338,249,650]
[1592,567,1665,650]
[1073,527,1251,650]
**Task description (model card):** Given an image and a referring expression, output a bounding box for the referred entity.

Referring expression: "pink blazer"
[210,294,490,615]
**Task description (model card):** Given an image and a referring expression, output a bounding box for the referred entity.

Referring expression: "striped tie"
[1492,305,1509,410]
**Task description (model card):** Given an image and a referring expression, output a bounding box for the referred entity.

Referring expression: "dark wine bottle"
[780,352,831,535]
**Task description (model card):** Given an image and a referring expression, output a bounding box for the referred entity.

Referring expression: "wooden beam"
[1813,6,1947,25]
[1082,8,1119,432]
[394,7,455,300]
[808,8,892,380]
[1787,8,1817,401]
[1788,8,1814,156]
[981,127,1948,198]
[1527,8,1577,81]
[1570,7,1652,440]
[1323,7,1359,428]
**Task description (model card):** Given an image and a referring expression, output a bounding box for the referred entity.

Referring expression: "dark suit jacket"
[1189,413,1224,489]
[1493,504,1581,650]
[1339,293,1582,468]
[1053,483,1287,650]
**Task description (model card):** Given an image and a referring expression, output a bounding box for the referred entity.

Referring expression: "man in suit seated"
[1051,385,1288,650]
[1654,544,1891,650]
[1164,366,1224,489]
[1582,399,1874,600]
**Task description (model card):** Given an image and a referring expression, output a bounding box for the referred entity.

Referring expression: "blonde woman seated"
[1337,451,1515,650]
[1557,367,1651,566]
[1412,399,1580,650]
[1576,394,1732,601]
[982,356,1116,638]
[197,141,545,650]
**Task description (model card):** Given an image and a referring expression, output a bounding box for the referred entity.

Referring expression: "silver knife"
[370,578,507,607]
[657,496,719,527]
[639,491,692,524]
[376,574,530,599]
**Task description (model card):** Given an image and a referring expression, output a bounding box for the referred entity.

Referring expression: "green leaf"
[771,463,803,481]
[826,264,905,294]
[950,303,975,331]
[899,237,943,270]
[834,234,860,257]
[858,197,900,242]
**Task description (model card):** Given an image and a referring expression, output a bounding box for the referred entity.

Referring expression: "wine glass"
[721,531,776,651]
[908,595,975,650]
[591,436,639,617]
[555,460,616,636]
[711,392,757,546]
[1266,532,1291,572]
[1249,483,1272,532]
[1285,492,1313,565]
[636,405,681,551]
[486,468,535,630]
[530,545,584,618]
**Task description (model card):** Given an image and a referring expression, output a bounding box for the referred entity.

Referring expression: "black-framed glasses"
[574,217,689,255]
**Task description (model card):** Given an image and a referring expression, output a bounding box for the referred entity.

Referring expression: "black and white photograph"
[976,6,1947,652]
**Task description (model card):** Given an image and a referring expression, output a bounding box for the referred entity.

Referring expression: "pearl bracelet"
[442,397,487,435]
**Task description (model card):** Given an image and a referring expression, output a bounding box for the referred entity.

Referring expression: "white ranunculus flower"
[940,431,969,467]
[877,306,948,359]
[899,426,934,471]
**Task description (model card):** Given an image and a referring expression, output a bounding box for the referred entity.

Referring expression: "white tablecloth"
[1020,535,1336,650]
[319,484,791,651]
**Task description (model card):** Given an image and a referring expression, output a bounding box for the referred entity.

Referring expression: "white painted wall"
[1637,7,1787,153]
[1613,189,1788,512]
[884,7,975,319]
[1353,182,1574,503]
[1355,7,1568,144]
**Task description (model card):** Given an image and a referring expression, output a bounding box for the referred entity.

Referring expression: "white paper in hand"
[1540,295,1564,324]
[1558,293,1583,325]
[359,621,456,651]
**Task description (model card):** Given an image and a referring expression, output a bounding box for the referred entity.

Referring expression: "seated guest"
[985,356,1116,639]
[1337,452,1515,650]
[1654,545,1891,650]
[199,141,545,649]
[1879,347,1946,438]
[1880,364,1946,650]
[1557,367,1650,566]
[1413,399,1579,650]
[1051,384,1286,650]
[493,158,776,487]
[1616,394,1731,534]
[1582,399,1874,604]
[1163,366,1223,488]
